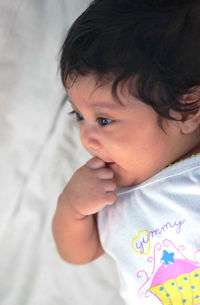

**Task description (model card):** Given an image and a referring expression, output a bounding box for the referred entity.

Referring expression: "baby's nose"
[80,125,102,151]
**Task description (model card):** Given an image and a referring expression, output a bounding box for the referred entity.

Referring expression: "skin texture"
[59,156,117,217]
[66,74,200,188]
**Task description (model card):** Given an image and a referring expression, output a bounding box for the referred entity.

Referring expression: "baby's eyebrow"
[68,98,117,110]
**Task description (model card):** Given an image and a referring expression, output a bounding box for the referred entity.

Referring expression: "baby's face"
[67,74,180,187]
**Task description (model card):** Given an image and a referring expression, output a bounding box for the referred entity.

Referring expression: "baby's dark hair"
[59,0,200,124]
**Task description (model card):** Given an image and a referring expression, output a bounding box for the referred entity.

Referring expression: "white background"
[0,1,124,304]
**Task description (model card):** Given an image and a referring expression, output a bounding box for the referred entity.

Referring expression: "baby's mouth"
[106,162,115,168]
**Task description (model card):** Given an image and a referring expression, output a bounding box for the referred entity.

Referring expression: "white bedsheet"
[0,1,124,304]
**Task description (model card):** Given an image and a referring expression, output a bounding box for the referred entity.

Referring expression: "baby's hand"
[59,157,117,218]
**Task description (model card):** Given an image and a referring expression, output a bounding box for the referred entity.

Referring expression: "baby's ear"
[170,87,200,135]
[179,108,200,135]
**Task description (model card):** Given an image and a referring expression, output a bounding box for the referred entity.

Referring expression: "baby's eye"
[98,118,112,126]
[68,110,112,126]
[68,110,84,121]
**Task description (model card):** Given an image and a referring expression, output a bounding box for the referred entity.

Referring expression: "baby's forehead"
[68,95,128,112]
[67,74,131,109]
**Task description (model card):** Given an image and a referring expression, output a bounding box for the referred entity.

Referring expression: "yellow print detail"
[131,230,150,255]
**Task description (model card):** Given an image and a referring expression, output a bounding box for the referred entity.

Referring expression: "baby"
[52,1,200,304]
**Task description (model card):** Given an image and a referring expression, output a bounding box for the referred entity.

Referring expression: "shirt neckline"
[116,153,200,195]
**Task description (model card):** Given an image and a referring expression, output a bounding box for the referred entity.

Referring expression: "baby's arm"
[52,157,117,265]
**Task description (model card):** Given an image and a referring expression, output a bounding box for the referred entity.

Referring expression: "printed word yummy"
[131,219,185,254]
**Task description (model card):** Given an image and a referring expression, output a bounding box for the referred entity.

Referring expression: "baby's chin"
[116,170,150,187]
[112,167,134,187]
[113,164,147,187]
[115,175,137,188]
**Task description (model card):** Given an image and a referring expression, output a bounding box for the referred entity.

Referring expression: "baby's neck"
[179,143,200,161]
[168,143,200,167]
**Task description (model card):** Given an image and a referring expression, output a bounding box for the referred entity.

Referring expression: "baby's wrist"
[58,193,87,220]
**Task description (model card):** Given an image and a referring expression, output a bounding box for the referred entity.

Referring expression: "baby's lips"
[91,155,112,164]
[105,162,115,168]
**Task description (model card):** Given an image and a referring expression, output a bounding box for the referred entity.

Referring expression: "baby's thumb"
[86,157,106,169]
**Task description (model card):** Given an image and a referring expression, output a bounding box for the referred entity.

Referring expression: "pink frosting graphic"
[151,252,198,286]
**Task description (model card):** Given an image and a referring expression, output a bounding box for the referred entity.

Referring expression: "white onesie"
[97,154,200,305]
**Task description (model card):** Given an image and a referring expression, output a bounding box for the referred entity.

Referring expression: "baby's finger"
[105,191,117,205]
[97,167,114,179]
[86,156,106,169]
[102,180,117,192]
